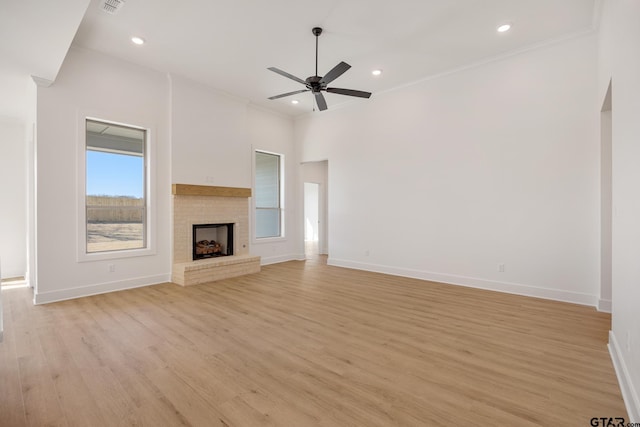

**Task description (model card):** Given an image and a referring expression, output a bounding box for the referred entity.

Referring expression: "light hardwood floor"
[0,256,627,426]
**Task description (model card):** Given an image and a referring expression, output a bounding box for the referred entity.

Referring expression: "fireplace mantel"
[172,184,251,198]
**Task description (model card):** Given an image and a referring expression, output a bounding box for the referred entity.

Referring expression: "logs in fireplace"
[195,240,222,256]
[192,223,234,260]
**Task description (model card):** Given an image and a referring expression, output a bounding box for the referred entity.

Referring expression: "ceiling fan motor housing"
[305,76,323,92]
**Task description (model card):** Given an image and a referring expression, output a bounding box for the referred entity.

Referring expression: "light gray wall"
[0,117,27,279]
[35,47,172,303]
[246,106,302,264]
[169,78,302,264]
[170,75,251,188]
[598,0,640,421]
[296,33,600,306]
[33,47,301,302]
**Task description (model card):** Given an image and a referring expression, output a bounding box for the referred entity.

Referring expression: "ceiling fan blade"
[314,92,328,111]
[268,89,310,100]
[326,87,372,99]
[319,61,351,85]
[267,67,307,85]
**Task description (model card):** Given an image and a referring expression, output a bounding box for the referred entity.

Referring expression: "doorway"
[600,80,612,312]
[304,182,320,256]
[301,160,328,258]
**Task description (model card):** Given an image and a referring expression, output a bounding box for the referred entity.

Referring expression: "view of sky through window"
[86,151,144,198]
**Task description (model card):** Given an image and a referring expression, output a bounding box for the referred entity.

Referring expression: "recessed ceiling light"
[372,69,383,76]
[131,36,145,45]
[291,100,299,105]
[497,23,511,33]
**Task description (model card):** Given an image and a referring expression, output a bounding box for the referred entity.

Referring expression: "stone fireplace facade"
[171,184,260,286]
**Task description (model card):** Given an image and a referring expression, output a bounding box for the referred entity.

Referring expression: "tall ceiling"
[0,0,91,121]
[2,0,599,121]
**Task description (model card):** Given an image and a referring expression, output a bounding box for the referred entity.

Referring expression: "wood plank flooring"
[0,256,627,426]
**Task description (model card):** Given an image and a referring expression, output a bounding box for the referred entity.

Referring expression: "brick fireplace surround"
[171,184,260,286]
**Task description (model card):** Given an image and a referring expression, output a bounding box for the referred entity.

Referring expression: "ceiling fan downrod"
[312,27,322,77]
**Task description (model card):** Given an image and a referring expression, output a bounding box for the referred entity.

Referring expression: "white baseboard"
[609,331,640,422]
[327,258,598,307]
[260,253,306,266]
[33,273,171,305]
[598,298,612,313]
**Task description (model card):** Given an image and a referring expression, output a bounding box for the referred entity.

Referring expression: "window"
[85,119,147,253]
[255,151,283,238]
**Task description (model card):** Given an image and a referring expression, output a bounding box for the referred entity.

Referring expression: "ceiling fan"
[268,27,372,111]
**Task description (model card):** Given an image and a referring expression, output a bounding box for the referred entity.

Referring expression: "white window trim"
[76,112,157,262]
[253,149,286,243]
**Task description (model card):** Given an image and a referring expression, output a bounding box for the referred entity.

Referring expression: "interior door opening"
[304,182,320,257]
[301,160,328,257]
[600,79,612,313]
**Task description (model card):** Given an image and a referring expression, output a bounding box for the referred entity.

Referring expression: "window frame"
[253,149,285,241]
[76,114,156,262]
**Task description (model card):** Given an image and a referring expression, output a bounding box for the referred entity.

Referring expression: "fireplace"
[193,223,234,260]
[172,184,260,286]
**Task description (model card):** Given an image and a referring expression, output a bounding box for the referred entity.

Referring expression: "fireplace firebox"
[192,223,234,260]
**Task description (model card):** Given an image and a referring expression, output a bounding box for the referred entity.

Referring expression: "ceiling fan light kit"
[268,27,372,111]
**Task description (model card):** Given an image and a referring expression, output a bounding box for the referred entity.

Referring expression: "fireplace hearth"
[192,223,234,260]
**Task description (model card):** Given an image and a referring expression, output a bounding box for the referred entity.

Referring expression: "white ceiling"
[2,0,599,120]
[0,0,91,121]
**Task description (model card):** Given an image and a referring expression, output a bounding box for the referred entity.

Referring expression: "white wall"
[169,79,301,265]
[247,106,303,264]
[26,77,37,288]
[32,48,301,303]
[0,260,2,341]
[599,0,640,421]
[170,75,251,188]
[34,47,172,303]
[295,34,600,306]
[0,117,27,279]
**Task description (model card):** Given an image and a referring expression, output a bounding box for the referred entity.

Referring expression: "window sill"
[77,246,155,263]
[253,236,287,245]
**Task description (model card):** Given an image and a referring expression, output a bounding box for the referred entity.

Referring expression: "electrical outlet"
[364,250,370,256]
[205,176,214,183]
[498,263,505,272]
[108,264,116,273]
